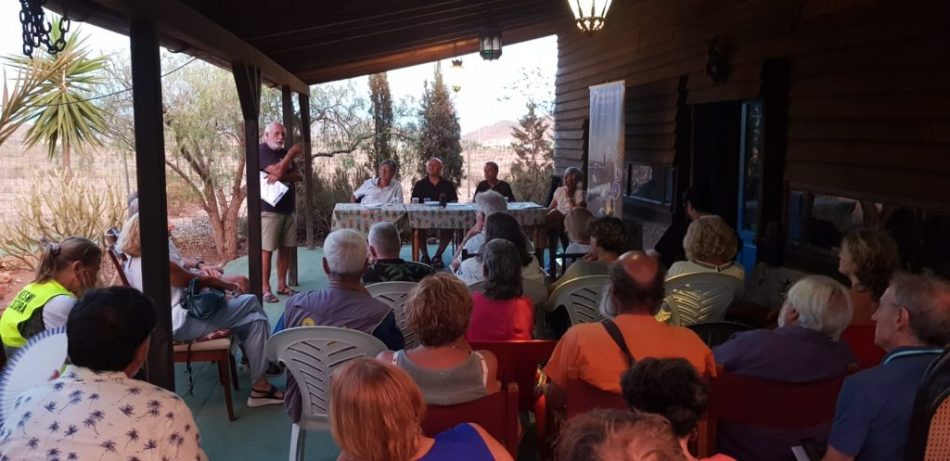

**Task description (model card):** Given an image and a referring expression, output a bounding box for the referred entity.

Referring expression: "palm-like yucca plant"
[6,19,107,171]
[0,48,73,147]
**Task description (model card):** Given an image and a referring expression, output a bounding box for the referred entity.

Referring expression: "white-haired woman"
[712,275,856,460]
[667,215,744,281]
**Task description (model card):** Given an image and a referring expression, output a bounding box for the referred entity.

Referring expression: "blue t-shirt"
[419,423,494,461]
[827,346,942,461]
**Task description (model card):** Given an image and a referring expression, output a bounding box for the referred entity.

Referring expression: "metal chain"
[19,0,70,58]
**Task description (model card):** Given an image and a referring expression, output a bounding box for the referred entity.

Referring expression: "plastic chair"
[470,340,557,412]
[687,321,754,348]
[422,382,520,458]
[664,272,745,326]
[265,326,388,461]
[565,377,627,419]
[906,348,950,461]
[549,275,609,325]
[840,324,885,370]
[366,281,418,348]
[706,364,850,454]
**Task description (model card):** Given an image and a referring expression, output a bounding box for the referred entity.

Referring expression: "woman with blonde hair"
[331,358,512,461]
[838,228,899,325]
[0,237,102,351]
[667,215,744,281]
[378,273,501,405]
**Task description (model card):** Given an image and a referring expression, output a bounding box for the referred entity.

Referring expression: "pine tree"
[416,63,463,186]
[510,102,554,204]
[368,72,395,172]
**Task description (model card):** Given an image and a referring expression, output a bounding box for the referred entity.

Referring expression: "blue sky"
[0,4,557,133]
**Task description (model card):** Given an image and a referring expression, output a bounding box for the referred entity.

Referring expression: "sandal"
[263,291,279,303]
[276,287,298,296]
[247,385,284,407]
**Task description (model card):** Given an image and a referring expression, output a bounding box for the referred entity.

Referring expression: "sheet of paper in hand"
[260,171,290,207]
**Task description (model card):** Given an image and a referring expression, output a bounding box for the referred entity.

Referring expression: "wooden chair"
[706,365,850,454]
[422,382,520,458]
[470,339,557,412]
[266,326,387,461]
[906,347,950,461]
[365,281,418,348]
[840,324,885,370]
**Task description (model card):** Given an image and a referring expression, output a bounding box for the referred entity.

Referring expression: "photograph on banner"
[586,81,625,217]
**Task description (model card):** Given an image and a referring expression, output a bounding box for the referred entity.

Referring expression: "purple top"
[713,326,856,461]
[419,424,494,461]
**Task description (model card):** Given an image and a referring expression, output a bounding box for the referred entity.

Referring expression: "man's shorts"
[261,211,297,252]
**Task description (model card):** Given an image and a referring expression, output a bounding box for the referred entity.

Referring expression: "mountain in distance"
[461,120,518,147]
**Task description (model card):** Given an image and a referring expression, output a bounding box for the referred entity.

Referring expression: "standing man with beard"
[260,122,303,303]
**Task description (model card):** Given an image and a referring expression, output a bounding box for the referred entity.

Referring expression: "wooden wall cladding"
[554,0,950,205]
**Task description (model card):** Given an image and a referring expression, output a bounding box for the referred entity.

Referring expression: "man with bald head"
[260,121,303,302]
[410,157,458,268]
[544,251,716,409]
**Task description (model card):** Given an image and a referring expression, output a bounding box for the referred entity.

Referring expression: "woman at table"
[546,167,586,267]
[351,158,404,205]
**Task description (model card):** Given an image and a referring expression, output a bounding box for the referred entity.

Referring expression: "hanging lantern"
[448,58,464,93]
[568,0,613,35]
[479,19,502,61]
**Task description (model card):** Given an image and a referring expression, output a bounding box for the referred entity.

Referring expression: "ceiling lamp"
[448,59,464,92]
[568,0,613,35]
[479,16,502,61]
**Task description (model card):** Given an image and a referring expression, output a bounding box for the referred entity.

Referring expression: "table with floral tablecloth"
[330,203,408,234]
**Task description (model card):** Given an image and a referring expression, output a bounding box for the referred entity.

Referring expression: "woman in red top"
[466,239,534,341]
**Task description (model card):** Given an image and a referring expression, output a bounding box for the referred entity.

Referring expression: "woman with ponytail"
[0,237,102,351]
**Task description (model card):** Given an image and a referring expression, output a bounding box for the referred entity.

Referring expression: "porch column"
[281,86,299,285]
[129,17,174,390]
[233,63,264,301]
[298,92,315,250]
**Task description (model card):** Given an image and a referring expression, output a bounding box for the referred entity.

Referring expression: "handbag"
[181,278,226,320]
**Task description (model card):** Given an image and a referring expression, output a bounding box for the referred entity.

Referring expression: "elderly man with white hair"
[364,221,436,284]
[712,275,857,460]
[281,229,405,423]
[260,121,303,303]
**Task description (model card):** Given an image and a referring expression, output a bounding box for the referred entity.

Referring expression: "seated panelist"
[352,159,404,205]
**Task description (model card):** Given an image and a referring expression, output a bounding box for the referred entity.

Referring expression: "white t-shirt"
[551,186,586,215]
[455,254,546,286]
[354,178,404,205]
[41,294,77,330]
[125,257,188,332]
[667,259,746,282]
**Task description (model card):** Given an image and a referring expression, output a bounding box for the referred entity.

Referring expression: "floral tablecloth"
[330,203,408,234]
[404,202,546,229]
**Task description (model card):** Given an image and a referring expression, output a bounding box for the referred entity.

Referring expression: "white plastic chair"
[663,272,745,326]
[548,275,610,326]
[468,278,550,308]
[366,281,418,348]
[265,326,387,461]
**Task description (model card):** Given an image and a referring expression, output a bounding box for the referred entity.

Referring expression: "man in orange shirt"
[544,251,716,410]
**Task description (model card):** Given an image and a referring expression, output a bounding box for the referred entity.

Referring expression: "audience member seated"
[456,213,545,286]
[330,358,512,461]
[546,167,587,261]
[473,161,516,202]
[667,215,744,281]
[714,275,856,461]
[556,408,686,461]
[564,207,595,255]
[1,287,207,460]
[410,157,459,269]
[451,190,508,270]
[622,358,736,461]
[823,274,950,461]
[651,186,712,268]
[549,216,625,294]
[117,213,282,407]
[544,252,716,411]
[467,239,534,341]
[0,237,101,353]
[283,228,405,422]
[364,221,435,284]
[837,228,900,325]
[378,274,500,405]
[351,158,404,205]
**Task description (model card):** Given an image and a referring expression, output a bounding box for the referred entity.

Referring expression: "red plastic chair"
[421,382,520,458]
[841,324,885,370]
[565,377,627,419]
[706,365,849,453]
[470,339,557,412]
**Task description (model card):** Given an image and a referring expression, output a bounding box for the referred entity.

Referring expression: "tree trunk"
[63,140,72,177]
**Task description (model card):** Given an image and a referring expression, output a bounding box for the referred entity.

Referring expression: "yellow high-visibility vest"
[0,280,73,347]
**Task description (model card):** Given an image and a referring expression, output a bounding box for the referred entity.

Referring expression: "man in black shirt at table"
[410,157,458,269]
[473,161,516,202]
